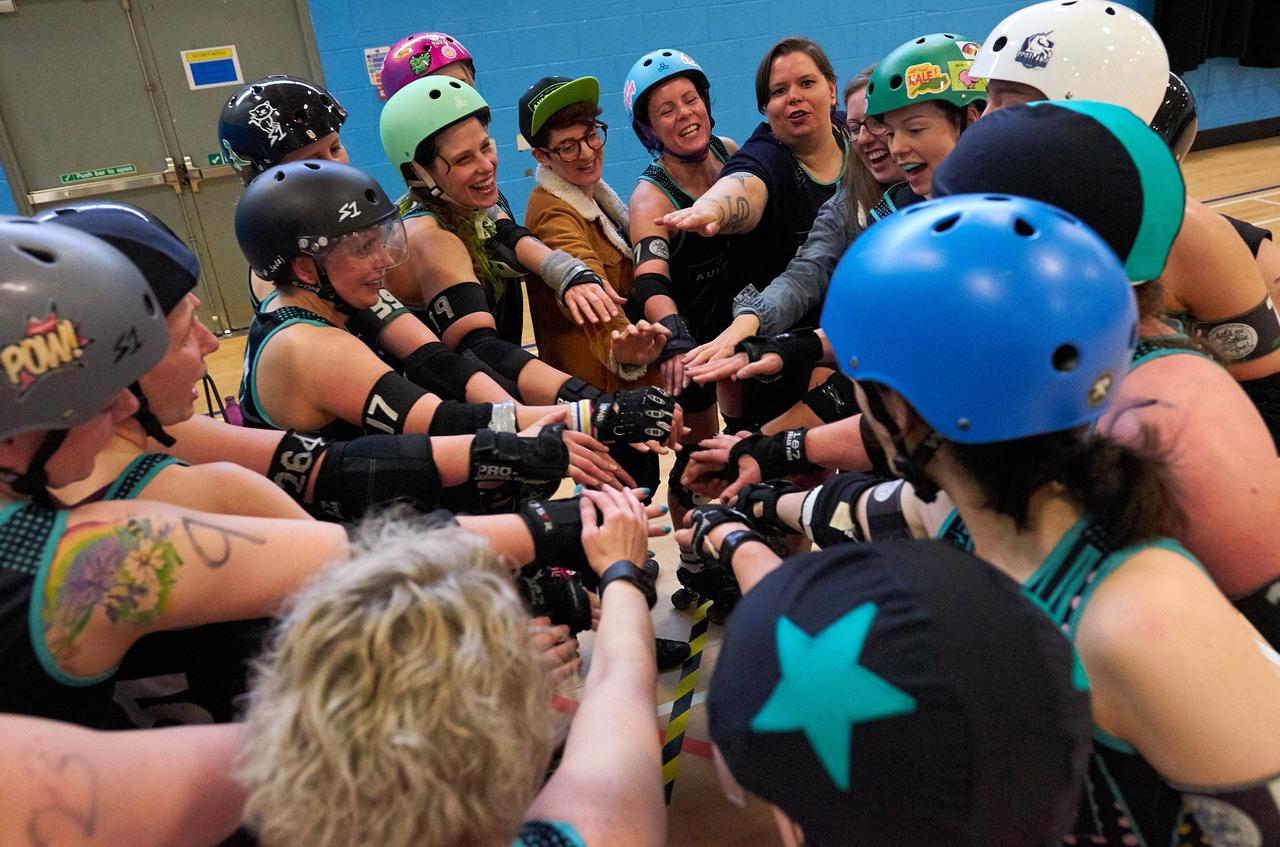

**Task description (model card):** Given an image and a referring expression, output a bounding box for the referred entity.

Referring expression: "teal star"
[751,601,917,791]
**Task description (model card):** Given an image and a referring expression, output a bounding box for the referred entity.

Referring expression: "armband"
[426,400,495,436]
[800,472,908,547]
[456,326,535,382]
[469,425,569,485]
[725,429,819,482]
[516,565,593,636]
[267,431,332,504]
[630,271,675,308]
[488,400,518,434]
[731,481,802,536]
[860,414,892,477]
[804,372,858,423]
[344,289,411,346]
[363,373,428,435]
[401,341,484,399]
[492,217,533,252]
[1176,773,1280,845]
[633,235,671,268]
[1194,294,1280,362]
[518,496,589,572]
[485,218,534,275]
[423,282,491,337]
[657,314,697,363]
[312,433,441,521]
[540,250,601,305]
[555,376,603,403]
[735,329,823,384]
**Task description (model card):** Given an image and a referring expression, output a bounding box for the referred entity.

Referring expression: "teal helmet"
[623,49,714,157]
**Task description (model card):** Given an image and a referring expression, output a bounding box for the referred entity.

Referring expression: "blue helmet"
[623,48,712,155]
[822,194,1137,444]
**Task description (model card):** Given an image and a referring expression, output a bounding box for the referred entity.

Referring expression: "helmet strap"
[408,161,444,199]
[4,429,69,506]
[129,383,175,447]
[289,258,358,316]
[862,383,943,503]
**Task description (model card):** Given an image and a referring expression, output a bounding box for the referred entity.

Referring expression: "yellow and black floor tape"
[661,599,712,804]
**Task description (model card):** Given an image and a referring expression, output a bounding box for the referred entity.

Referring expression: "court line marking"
[1206,183,1280,205]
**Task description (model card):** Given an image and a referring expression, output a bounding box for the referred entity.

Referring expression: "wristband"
[717,528,769,570]
[488,400,518,434]
[597,559,657,609]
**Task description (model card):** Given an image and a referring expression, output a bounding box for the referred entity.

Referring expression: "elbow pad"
[312,433,441,521]
[800,473,910,547]
[401,341,484,400]
[803,372,858,423]
[344,289,411,347]
[457,326,536,382]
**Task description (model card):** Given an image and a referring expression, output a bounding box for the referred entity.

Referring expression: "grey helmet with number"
[0,217,168,496]
[233,160,406,312]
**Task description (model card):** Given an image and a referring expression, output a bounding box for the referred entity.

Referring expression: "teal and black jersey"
[69,452,187,505]
[238,304,363,440]
[867,181,925,224]
[636,138,736,341]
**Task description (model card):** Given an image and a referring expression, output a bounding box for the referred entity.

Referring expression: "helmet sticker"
[409,53,431,76]
[679,53,698,67]
[3,310,91,398]
[623,79,637,112]
[220,139,251,170]
[905,63,950,99]
[1016,31,1055,70]
[247,102,286,146]
[958,41,980,59]
[440,44,458,60]
[950,62,982,91]
[337,201,361,223]
[1087,370,1115,406]
[392,43,414,62]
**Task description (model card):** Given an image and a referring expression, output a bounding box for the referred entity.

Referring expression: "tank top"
[867,181,926,224]
[636,137,736,341]
[72,452,187,505]
[238,305,363,440]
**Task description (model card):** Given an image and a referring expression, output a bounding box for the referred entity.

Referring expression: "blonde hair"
[238,515,556,847]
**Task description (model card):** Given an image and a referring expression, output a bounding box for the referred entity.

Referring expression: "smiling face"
[646,76,711,157]
[846,86,903,185]
[137,294,220,425]
[425,117,500,209]
[533,121,605,191]
[880,102,965,198]
[764,52,837,148]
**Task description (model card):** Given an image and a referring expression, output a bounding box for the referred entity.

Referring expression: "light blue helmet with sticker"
[623,48,713,156]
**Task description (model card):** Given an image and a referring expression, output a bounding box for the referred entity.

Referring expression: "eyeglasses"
[845,117,868,136]
[544,122,608,162]
[863,116,891,137]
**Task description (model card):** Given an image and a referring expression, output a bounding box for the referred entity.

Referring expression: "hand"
[661,354,686,395]
[656,201,723,238]
[672,505,752,560]
[564,282,620,325]
[529,616,581,686]
[579,487,664,576]
[610,320,671,366]
[518,408,570,438]
[679,432,763,500]
[593,387,676,444]
[564,428,635,489]
[687,351,750,385]
[683,314,760,371]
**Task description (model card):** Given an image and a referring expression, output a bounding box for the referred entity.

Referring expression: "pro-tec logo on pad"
[1015,31,1054,69]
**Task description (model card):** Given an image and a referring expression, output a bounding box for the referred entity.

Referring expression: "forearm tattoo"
[19,747,99,846]
[717,174,755,235]
[179,517,265,569]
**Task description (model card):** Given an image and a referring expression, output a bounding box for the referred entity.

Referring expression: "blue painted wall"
[0,174,17,216]
[2,1,1278,215]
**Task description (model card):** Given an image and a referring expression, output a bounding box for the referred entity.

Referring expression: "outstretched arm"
[655,172,768,238]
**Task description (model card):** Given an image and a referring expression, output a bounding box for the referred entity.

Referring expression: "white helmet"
[971,0,1169,122]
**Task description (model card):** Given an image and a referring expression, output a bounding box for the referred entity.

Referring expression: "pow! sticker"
[905,62,950,100]
[3,310,91,398]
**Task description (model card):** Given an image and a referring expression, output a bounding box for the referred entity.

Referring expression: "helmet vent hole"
[889,74,903,90]
[933,214,961,233]
[1052,344,1080,372]
[943,33,956,39]
[1105,5,1116,13]
[274,170,287,181]
[1013,217,1036,237]
[916,37,926,44]
[364,189,377,202]
[992,36,1007,52]
[448,81,461,89]
[662,51,673,56]
[429,89,441,99]
[643,59,653,67]
[142,292,157,316]
[986,195,1011,202]
[304,162,320,170]
[19,246,55,265]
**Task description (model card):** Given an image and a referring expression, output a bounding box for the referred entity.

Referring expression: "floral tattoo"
[42,519,183,665]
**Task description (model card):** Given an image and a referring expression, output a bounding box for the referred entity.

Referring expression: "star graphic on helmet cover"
[751,602,916,791]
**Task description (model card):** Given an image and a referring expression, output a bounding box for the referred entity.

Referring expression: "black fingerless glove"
[723,429,819,482]
[734,328,824,383]
[516,565,593,636]
[657,314,697,363]
[518,496,589,573]
[593,386,675,443]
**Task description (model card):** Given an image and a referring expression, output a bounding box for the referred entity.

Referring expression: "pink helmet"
[380,32,475,99]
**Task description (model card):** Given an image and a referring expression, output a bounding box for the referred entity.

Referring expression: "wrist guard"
[470,425,568,485]
[516,565,593,636]
[312,433,441,522]
[555,376,604,403]
[731,480,802,536]
[725,429,818,482]
[804,372,858,423]
[593,387,675,443]
[657,314,697,363]
[688,505,758,563]
[518,496,589,572]
[735,328,823,383]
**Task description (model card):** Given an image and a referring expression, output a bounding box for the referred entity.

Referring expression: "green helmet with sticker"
[865,33,988,117]
[379,76,490,174]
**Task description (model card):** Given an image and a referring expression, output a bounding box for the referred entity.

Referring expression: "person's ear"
[290,255,320,285]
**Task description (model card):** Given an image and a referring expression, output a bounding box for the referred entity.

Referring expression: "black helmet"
[218,75,347,183]
[0,217,168,498]
[1149,72,1197,164]
[234,160,404,310]
[37,201,201,446]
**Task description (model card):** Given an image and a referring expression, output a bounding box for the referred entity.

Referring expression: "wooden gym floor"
[198,136,1280,846]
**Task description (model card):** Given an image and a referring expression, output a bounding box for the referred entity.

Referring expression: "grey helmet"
[0,217,168,496]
